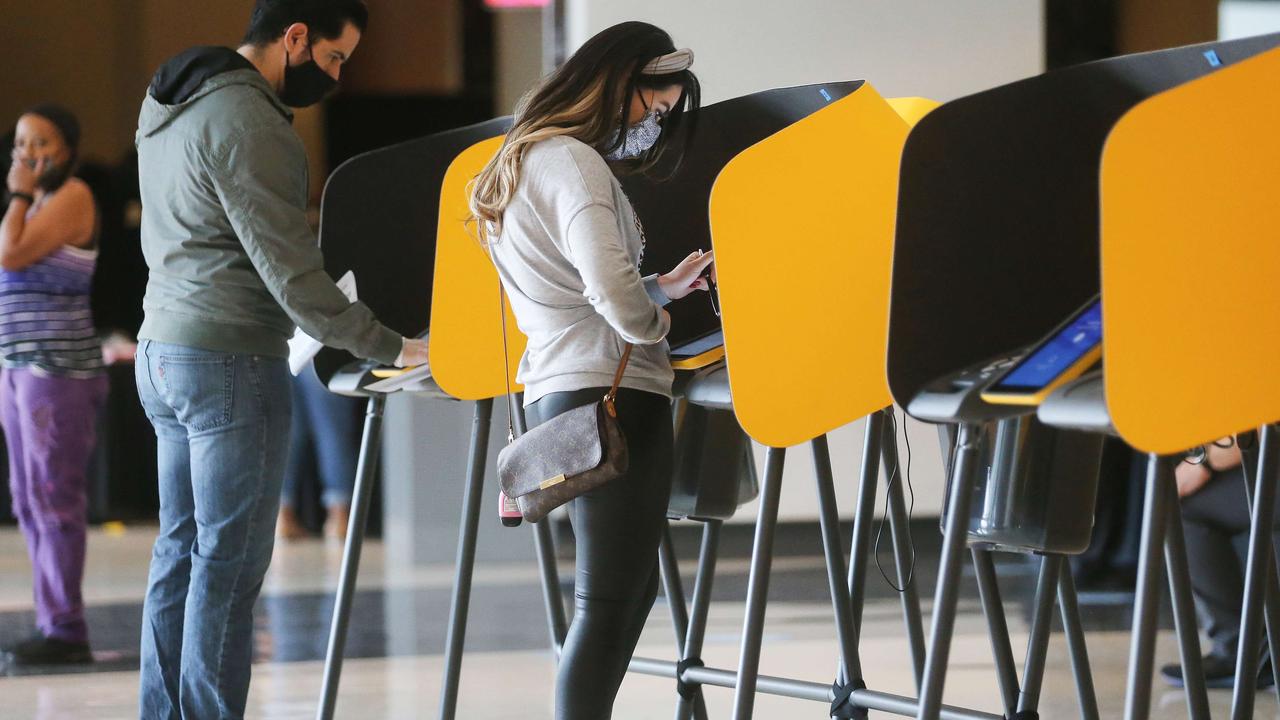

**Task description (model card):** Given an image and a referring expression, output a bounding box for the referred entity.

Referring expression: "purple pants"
[0,367,108,644]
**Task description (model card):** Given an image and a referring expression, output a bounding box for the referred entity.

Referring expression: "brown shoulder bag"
[491,252,631,523]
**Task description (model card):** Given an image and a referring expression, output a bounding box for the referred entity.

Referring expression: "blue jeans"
[135,340,291,720]
[281,365,359,509]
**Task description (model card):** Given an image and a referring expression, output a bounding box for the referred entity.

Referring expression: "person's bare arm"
[2,163,95,271]
[1179,436,1244,498]
[1176,460,1212,498]
[1205,437,1243,472]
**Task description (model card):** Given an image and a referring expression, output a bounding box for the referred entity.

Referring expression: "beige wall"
[1,2,134,163]
[493,8,545,115]
[567,0,1045,105]
[1118,0,1219,53]
[0,1,463,200]
[342,0,463,95]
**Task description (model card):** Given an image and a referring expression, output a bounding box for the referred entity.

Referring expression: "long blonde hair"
[468,21,700,243]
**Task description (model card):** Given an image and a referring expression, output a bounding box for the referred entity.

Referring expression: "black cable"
[874,408,916,592]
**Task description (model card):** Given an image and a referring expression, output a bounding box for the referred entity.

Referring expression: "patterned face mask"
[604,110,663,161]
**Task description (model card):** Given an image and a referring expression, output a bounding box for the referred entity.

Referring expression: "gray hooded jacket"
[135,47,401,364]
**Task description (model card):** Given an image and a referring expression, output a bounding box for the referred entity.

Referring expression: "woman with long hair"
[471,21,712,718]
[0,104,107,667]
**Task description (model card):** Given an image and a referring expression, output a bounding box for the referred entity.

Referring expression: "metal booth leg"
[1015,555,1063,717]
[916,423,984,720]
[674,520,721,720]
[731,446,786,720]
[971,549,1019,718]
[1122,454,1174,720]
[438,399,494,720]
[1232,424,1280,719]
[813,435,867,718]
[1237,429,1280,699]
[1262,574,1280,702]
[317,394,387,720]
[846,412,884,652]
[1161,480,1211,720]
[660,523,711,720]
[1056,561,1100,720]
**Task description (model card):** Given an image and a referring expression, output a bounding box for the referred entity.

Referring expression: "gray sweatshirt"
[490,135,674,405]
[134,47,401,364]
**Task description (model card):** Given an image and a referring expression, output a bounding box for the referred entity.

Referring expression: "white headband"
[642,48,695,75]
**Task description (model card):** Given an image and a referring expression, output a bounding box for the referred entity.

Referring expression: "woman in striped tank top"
[0,105,107,667]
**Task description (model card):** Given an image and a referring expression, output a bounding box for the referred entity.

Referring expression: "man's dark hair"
[242,0,369,46]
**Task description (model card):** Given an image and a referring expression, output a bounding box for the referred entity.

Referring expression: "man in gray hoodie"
[133,2,425,717]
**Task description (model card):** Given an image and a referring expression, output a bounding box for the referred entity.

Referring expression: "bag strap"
[603,344,634,418]
[486,234,633,440]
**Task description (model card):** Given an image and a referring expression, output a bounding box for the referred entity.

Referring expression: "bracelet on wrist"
[7,192,34,206]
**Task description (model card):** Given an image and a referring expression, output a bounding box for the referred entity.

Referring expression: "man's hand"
[1175,460,1212,498]
[658,249,715,302]
[395,337,429,368]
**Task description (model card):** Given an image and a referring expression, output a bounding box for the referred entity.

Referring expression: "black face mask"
[279,41,338,108]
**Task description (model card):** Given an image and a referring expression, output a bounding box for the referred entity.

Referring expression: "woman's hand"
[658,249,715,302]
[1175,460,1212,498]
[7,152,43,197]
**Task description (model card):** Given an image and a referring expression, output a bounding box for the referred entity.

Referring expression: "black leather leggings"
[526,387,674,720]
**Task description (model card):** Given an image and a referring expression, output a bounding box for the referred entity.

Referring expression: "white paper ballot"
[288,271,358,376]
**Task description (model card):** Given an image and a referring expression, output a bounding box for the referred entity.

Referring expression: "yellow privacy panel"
[887,96,941,127]
[429,136,526,401]
[1101,45,1280,454]
[711,84,908,447]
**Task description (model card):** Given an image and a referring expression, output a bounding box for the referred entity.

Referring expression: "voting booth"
[1093,38,1280,720]
[644,83,967,720]
[308,117,514,720]
[430,82,949,720]
[699,83,927,720]
[891,32,1280,720]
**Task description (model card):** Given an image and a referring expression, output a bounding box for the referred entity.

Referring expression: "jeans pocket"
[157,354,235,432]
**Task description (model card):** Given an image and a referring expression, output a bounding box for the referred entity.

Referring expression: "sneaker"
[2,632,92,666]
[1161,653,1275,690]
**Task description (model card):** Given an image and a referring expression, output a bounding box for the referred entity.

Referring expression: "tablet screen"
[671,329,724,359]
[989,300,1101,392]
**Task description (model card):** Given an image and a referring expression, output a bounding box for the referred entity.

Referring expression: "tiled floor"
[0,525,1276,719]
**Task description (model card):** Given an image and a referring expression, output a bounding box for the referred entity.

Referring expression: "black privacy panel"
[314,116,513,384]
[887,33,1280,408]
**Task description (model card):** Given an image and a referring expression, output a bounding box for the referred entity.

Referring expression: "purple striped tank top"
[0,242,105,378]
